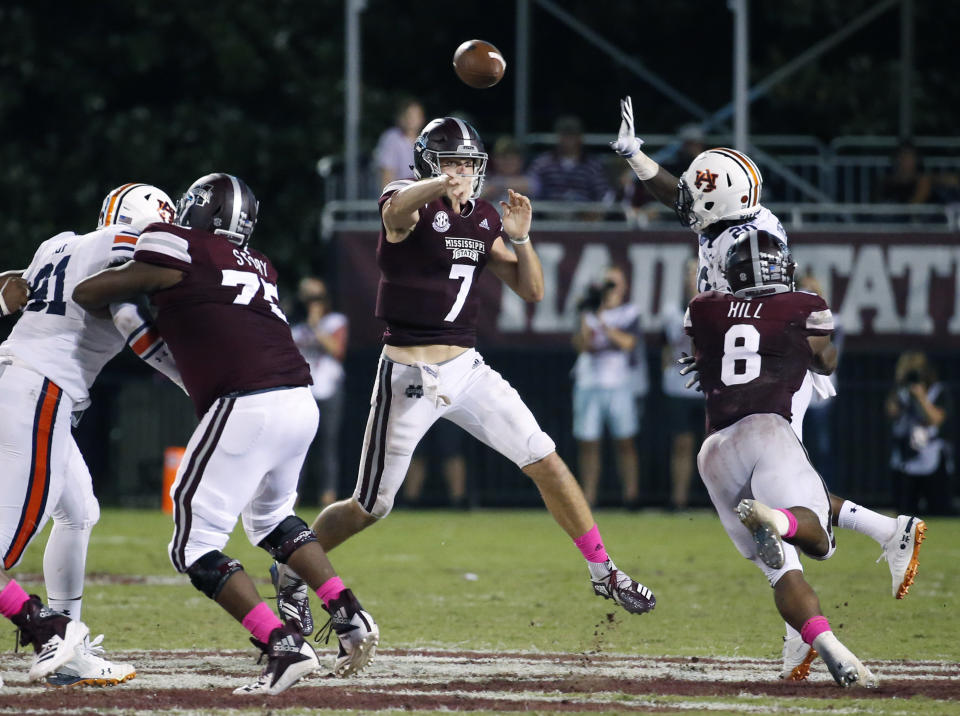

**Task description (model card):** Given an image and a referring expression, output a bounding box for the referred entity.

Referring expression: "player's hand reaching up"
[610,96,643,158]
[500,189,532,243]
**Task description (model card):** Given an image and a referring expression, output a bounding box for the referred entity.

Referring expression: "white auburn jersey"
[0,225,141,407]
[696,205,787,294]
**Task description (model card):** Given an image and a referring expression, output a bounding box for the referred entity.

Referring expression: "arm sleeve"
[804,294,834,335]
[110,301,187,394]
[133,228,193,271]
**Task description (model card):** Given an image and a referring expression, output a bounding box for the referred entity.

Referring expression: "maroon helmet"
[413,117,488,198]
[175,173,258,246]
[724,229,795,298]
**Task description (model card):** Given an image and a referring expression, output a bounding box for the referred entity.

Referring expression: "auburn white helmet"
[675,148,762,233]
[98,183,176,231]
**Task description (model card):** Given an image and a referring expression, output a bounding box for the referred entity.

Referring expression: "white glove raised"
[609,96,643,158]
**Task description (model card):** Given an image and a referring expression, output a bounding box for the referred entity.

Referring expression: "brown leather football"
[453,40,506,89]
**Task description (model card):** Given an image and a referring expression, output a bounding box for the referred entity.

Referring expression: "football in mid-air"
[453,40,506,89]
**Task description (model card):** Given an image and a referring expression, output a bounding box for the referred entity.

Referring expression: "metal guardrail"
[320,199,959,239]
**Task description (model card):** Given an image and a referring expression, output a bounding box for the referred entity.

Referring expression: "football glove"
[677,352,702,392]
[610,96,643,158]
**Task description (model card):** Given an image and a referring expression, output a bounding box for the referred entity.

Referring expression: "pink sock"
[316,576,346,608]
[241,601,283,643]
[800,615,831,645]
[777,508,798,538]
[0,580,30,619]
[574,524,609,563]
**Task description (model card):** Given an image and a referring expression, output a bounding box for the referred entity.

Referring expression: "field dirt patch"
[0,647,956,713]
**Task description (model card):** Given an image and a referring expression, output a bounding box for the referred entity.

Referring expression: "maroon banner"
[335,230,960,350]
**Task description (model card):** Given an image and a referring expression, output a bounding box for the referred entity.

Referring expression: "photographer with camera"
[886,351,955,515]
[571,266,647,508]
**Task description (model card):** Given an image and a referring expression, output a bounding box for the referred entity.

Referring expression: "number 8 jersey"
[684,290,834,434]
[375,180,504,347]
[133,223,311,417]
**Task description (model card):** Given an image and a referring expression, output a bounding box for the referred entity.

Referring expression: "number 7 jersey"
[684,290,833,435]
[375,180,504,347]
[133,223,311,417]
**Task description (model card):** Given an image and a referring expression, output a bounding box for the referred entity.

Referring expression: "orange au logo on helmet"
[156,199,175,223]
[694,169,718,192]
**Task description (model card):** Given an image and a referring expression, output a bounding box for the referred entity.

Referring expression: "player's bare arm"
[0,272,30,316]
[807,335,838,375]
[609,95,680,209]
[383,174,464,243]
[73,260,183,312]
[489,189,543,302]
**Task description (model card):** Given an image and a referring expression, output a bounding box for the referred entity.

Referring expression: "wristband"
[626,151,660,181]
[0,279,10,316]
[508,234,530,245]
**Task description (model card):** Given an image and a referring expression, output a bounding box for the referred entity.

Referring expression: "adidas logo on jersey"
[479,218,490,230]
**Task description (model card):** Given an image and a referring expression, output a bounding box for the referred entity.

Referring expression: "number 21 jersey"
[0,227,136,406]
[684,290,833,434]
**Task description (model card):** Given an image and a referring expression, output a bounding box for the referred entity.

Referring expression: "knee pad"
[186,550,244,599]
[257,515,318,563]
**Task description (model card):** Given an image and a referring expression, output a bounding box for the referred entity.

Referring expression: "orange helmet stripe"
[711,148,761,206]
[102,183,140,226]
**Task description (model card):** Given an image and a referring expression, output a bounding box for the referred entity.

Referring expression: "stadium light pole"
[514,0,531,146]
[899,0,914,139]
[730,0,749,153]
[344,0,366,202]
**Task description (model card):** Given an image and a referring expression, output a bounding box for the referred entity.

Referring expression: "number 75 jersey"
[0,226,138,405]
[133,223,311,417]
[684,290,833,435]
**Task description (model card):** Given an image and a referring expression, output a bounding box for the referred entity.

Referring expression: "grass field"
[4,507,959,714]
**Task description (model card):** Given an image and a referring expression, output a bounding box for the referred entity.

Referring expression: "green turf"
[12,508,960,661]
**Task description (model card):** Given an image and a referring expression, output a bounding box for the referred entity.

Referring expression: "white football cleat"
[736,499,786,570]
[45,634,136,687]
[813,631,879,688]
[781,634,818,681]
[878,515,926,599]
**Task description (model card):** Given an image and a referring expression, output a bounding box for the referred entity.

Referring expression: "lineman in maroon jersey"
[686,229,877,688]
[285,117,656,624]
[74,173,378,692]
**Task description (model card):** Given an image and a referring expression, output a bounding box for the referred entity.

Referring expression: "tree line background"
[1,0,957,285]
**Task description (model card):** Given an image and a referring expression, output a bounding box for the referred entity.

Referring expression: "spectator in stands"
[876,141,933,205]
[373,97,425,191]
[403,420,469,509]
[659,258,702,511]
[571,265,646,508]
[799,273,842,492]
[886,351,955,516]
[292,277,348,507]
[529,115,613,204]
[481,135,535,204]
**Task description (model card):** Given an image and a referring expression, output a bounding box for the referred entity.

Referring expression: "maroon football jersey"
[133,223,311,416]
[685,290,833,434]
[375,181,504,346]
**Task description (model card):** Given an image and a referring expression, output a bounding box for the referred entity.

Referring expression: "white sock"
[785,622,801,640]
[836,501,898,545]
[43,523,92,621]
[587,558,615,581]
